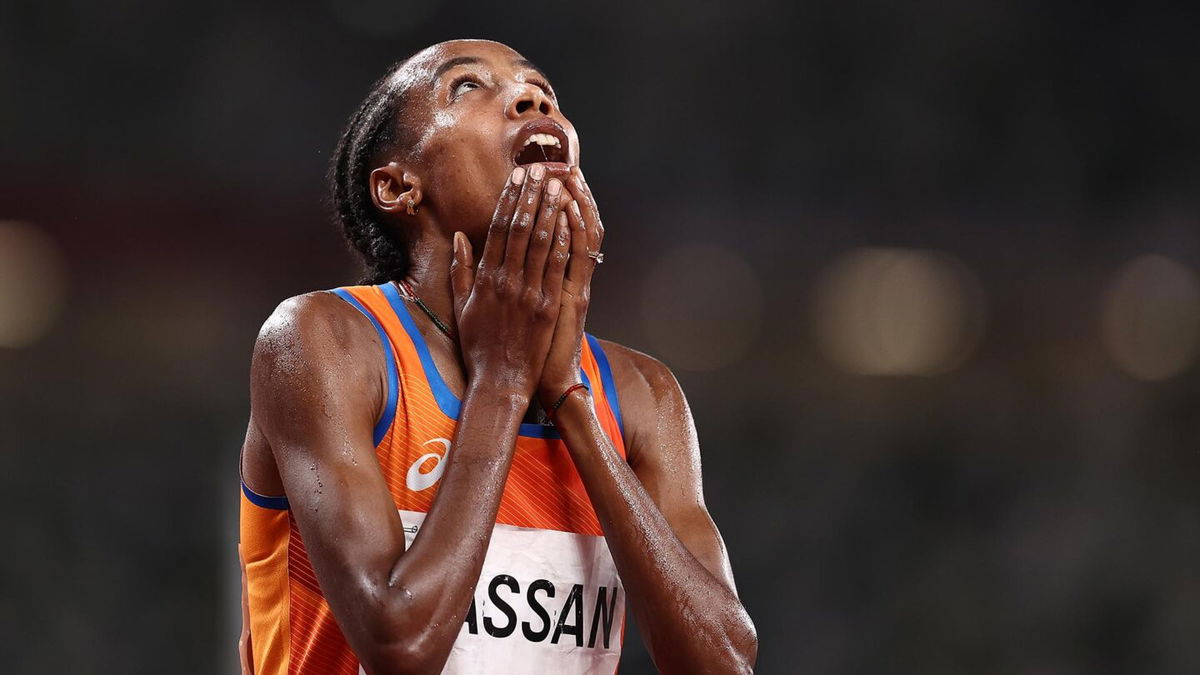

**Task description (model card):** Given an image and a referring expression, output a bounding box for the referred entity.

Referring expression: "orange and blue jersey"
[240,283,627,674]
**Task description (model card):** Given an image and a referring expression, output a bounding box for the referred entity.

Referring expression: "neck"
[400,232,457,336]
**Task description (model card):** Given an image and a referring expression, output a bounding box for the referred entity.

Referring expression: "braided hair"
[329,57,420,284]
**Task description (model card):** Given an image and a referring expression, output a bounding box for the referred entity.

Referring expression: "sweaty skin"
[241,39,757,674]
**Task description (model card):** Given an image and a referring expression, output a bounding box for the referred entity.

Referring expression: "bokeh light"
[0,221,67,348]
[640,244,763,372]
[1099,254,1200,381]
[812,247,986,376]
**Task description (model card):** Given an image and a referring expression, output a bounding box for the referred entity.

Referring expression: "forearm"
[554,396,757,673]
[372,383,526,670]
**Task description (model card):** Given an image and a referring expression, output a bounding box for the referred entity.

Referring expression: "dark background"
[2,1,1199,673]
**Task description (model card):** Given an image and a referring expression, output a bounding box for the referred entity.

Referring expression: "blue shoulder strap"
[330,288,399,446]
[586,333,625,438]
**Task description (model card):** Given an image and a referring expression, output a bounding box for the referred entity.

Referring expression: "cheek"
[431,165,506,229]
[414,113,512,228]
[424,149,509,217]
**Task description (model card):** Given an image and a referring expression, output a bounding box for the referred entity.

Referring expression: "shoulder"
[256,290,371,346]
[251,290,385,396]
[595,338,680,402]
[593,338,693,451]
[254,290,382,356]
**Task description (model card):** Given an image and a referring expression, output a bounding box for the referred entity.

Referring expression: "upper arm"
[249,292,410,651]
[601,340,740,595]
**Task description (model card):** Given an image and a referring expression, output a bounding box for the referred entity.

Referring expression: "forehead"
[392,40,532,89]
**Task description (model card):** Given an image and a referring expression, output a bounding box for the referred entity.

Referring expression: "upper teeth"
[524,133,562,148]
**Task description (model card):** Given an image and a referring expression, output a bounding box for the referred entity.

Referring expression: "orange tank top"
[240,283,628,674]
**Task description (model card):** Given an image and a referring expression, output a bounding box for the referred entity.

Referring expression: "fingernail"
[529,164,545,180]
[510,166,526,184]
[547,178,562,196]
[453,231,463,255]
[570,201,584,227]
[557,212,568,239]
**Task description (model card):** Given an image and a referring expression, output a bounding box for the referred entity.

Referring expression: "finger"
[449,231,475,321]
[567,170,604,256]
[543,212,571,301]
[502,163,546,275]
[563,199,590,287]
[480,167,526,273]
[525,177,565,289]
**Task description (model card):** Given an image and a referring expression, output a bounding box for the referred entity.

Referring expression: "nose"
[506,82,554,119]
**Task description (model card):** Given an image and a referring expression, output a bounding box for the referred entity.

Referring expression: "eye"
[450,74,483,99]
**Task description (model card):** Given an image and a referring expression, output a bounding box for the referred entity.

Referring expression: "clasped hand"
[450,163,604,411]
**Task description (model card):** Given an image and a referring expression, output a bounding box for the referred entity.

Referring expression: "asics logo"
[406,438,452,491]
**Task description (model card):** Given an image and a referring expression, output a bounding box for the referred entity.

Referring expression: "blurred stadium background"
[2,1,1199,673]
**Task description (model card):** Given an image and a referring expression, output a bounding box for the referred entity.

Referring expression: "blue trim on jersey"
[380,281,594,440]
[242,480,289,510]
[380,281,462,415]
[586,333,625,438]
[331,288,399,446]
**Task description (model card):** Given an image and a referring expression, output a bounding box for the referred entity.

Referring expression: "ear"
[370,162,423,216]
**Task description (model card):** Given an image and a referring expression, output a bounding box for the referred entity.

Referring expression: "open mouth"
[512,123,569,166]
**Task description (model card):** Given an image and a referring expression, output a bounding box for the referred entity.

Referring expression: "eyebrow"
[514,58,551,84]
[431,56,483,83]
[430,55,553,89]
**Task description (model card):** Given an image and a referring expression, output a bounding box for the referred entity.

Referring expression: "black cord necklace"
[397,280,455,340]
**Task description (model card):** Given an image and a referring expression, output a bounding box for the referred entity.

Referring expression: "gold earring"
[406,199,418,216]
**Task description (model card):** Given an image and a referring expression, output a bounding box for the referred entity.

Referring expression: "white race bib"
[393,510,625,675]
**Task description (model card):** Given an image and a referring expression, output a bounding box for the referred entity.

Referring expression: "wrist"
[545,382,593,421]
[538,378,580,410]
[465,379,532,411]
[550,390,599,444]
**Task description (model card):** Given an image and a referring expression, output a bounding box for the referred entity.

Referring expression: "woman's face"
[391,40,580,241]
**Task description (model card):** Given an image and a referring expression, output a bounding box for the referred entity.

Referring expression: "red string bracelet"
[549,382,590,415]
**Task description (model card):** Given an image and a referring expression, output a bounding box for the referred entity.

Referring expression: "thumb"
[449,231,475,320]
